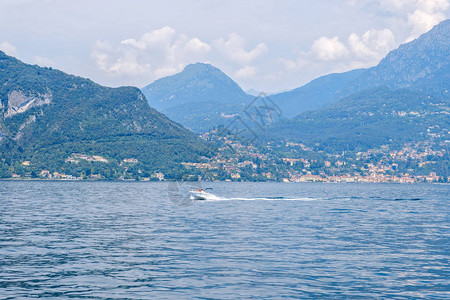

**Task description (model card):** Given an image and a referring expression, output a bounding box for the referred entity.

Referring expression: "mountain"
[268,20,450,152]
[142,63,252,133]
[269,87,449,152]
[246,89,263,97]
[341,19,450,98]
[271,69,365,117]
[142,63,250,111]
[272,20,449,118]
[141,63,366,131]
[141,20,449,136]
[246,89,279,96]
[0,51,212,178]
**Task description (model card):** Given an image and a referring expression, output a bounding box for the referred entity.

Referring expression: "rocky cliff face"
[4,90,52,118]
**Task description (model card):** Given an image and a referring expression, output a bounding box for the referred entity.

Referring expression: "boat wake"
[196,196,320,202]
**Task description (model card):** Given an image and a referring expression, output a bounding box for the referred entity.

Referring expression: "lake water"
[0,181,449,299]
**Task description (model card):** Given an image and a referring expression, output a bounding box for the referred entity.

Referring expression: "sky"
[0,0,449,93]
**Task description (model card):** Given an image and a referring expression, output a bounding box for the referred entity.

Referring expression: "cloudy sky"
[0,0,448,92]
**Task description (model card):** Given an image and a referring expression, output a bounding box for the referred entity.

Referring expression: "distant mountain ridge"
[269,87,449,151]
[142,63,251,132]
[0,51,211,178]
[141,63,368,131]
[141,19,449,134]
[270,20,449,118]
[142,63,250,111]
[267,20,450,152]
[270,69,366,117]
[340,19,450,97]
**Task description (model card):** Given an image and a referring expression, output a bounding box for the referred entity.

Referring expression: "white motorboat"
[189,188,215,200]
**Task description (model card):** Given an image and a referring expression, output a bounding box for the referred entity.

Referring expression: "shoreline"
[0,178,447,184]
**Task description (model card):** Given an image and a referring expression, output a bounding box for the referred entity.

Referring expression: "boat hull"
[190,191,213,200]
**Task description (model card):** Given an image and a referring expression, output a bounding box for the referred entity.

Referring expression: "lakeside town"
[5,129,448,183]
[185,129,448,183]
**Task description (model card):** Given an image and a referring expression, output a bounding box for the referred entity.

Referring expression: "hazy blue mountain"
[267,20,450,152]
[140,20,449,134]
[271,69,366,117]
[0,51,212,176]
[270,20,449,118]
[142,63,252,132]
[341,19,449,97]
[246,89,279,96]
[142,63,367,130]
[269,87,449,152]
[246,89,263,97]
[142,63,250,111]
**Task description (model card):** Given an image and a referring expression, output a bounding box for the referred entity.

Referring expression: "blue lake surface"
[0,181,449,299]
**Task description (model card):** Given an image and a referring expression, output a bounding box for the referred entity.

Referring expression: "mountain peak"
[432,18,449,32]
[142,63,249,111]
[343,19,449,95]
[141,63,251,132]
[183,62,218,72]
[178,63,229,80]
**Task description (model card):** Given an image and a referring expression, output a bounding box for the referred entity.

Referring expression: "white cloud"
[407,9,445,38]
[348,29,396,61]
[185,38,212,53]
[307,28,396,66]
[214,33,268,65]
[121,26,176,50]
[91,27,271,87]
[91,27,212,80]
[310,36,349,61]
[280,27,397,81]
[378,0,449,41]
[109,52,150,76]
[91,41,112,72]
[0,41,18,57]
[407,0,449,40]
[235,66,258,79]
[92,40,151,76]
[417,0,449,12]
[274,0,447,91]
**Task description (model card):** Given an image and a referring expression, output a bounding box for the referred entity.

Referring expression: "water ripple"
[0,181,448,299]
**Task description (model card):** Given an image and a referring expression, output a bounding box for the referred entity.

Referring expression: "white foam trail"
[199,196,320,202]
